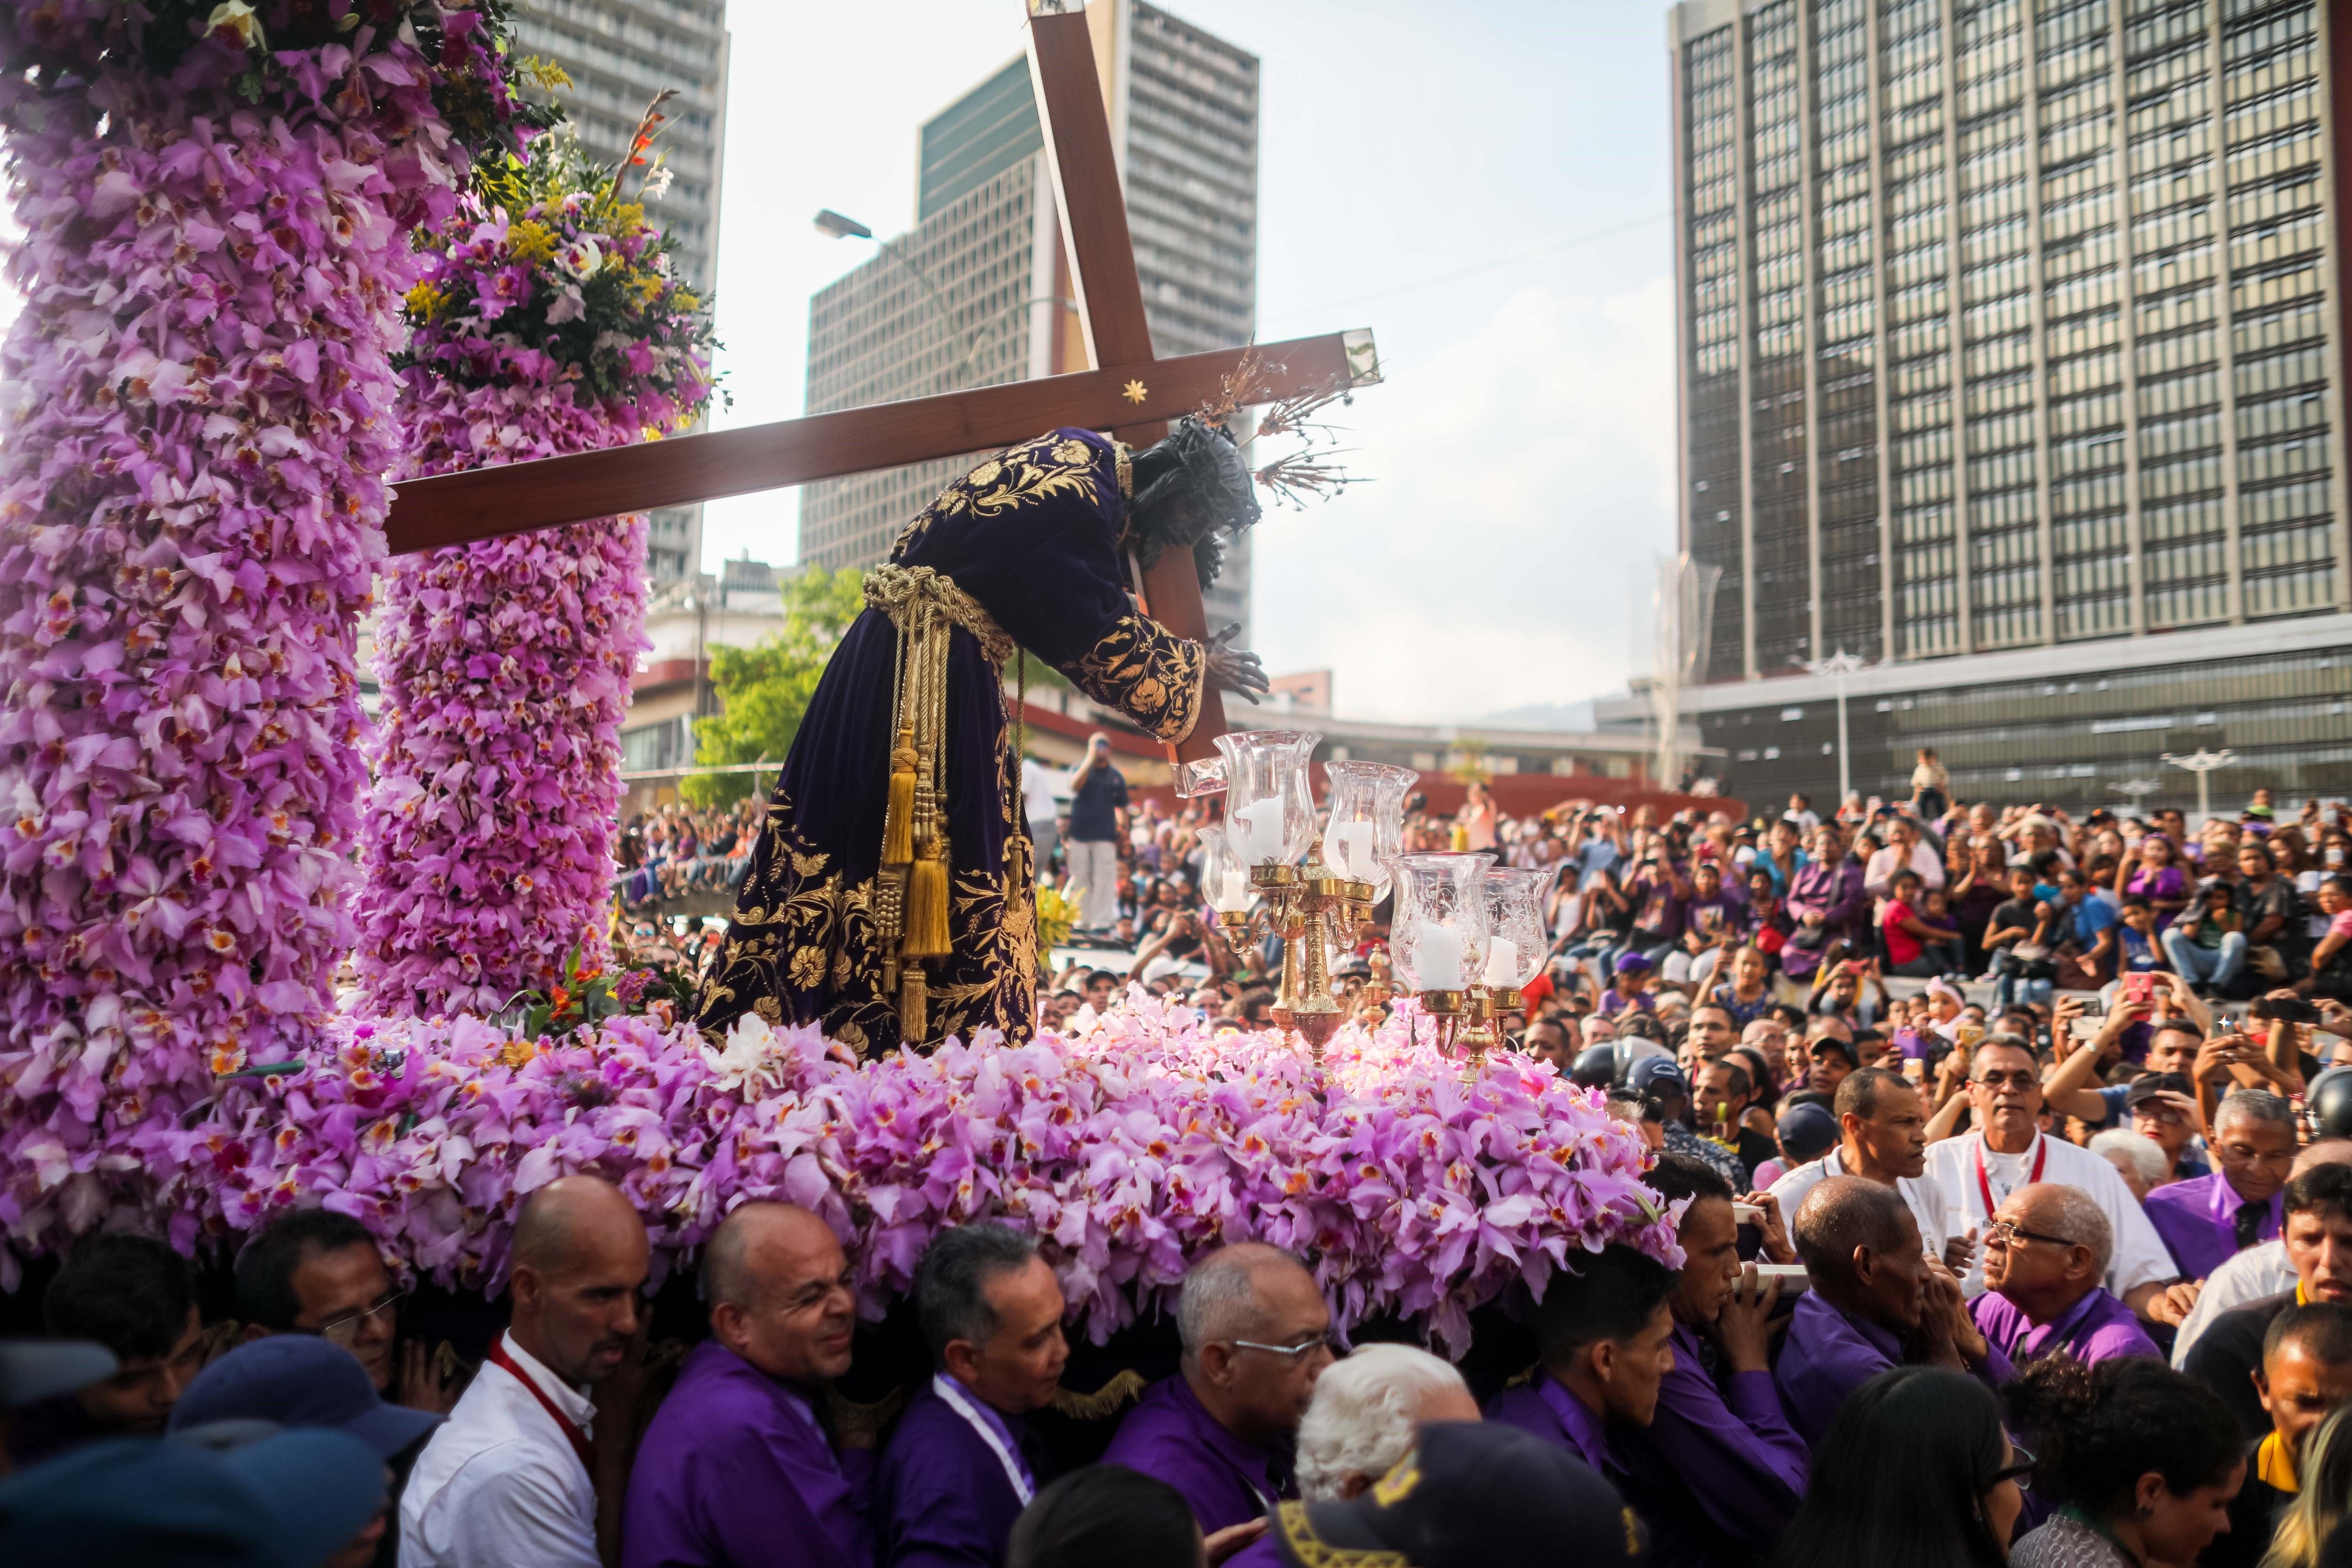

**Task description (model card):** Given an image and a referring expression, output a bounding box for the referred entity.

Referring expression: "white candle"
[1327,820,1375,880]
[1481,936,1519,988]
[1234,798,1288,864]
[1216,867,1251,913]
[1415,921,1466,991]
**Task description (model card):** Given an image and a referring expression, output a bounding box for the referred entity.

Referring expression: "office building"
[1661,0,2352,813]
[799,0,1261,639]
[513,0,731,587]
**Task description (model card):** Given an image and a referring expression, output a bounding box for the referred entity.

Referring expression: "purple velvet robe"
[1782,857,1867,979]
[1485,1377,1621,1478]
[2144,1171,2283,1282]
[1613,1321,1809,1568]
[694,429,1208,1054]
[1098,1374,1295,1535]
[1970,1286,2161,1367]
[621,1342,874,1568]
[1775,1290,2014,1450]
[875,1385,1051,1568]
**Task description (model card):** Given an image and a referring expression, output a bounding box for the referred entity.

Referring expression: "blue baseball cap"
[0,1428,386,1568]
[169,1335,440,1459]
[1776,1101,1840,1163]
[1626,1056,1687,1098]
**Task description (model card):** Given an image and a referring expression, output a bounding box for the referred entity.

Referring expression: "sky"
[700,1,1683,723]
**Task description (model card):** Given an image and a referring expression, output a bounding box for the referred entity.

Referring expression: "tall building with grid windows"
[513,0,731,588]
[798,0,1260,640]
[1653,0,2352,815]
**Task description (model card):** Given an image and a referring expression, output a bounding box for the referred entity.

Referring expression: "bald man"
[1968,1182,2159,1368]
[403,1175,649,1568]
[1772,1177,2012,1449]
[1100,1243,1335,1534]
[621,1202,870,1568]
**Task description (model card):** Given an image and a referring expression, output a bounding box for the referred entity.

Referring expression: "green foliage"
[683,568,868,808]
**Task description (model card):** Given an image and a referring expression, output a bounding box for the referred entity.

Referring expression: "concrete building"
[799,0,1261,639]
[1663,0,2352,815]
[513,0,731,588]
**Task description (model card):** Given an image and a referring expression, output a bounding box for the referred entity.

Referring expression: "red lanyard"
[488,1338,596,1474]
[1975,1136,2048,1218]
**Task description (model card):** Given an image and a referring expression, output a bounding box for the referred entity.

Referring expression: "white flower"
[555,237,603,281]
[641,167,675,201]
[701,1015,794,1097]
[206,1,266,49]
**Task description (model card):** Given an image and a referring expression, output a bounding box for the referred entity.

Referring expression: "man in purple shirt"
[1485,1242,1677,1484]
[876,1226,1067,1568]
[1613,1154,1810,1568]
[2145,1088,2297,1283]
[623,1203,873,1568]
[1968,1183,2160,1365]
[1775,1176,2013,1449]
[1101,1243,1334,1536]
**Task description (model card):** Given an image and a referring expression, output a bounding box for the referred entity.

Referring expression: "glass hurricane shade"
[1216,729,1320,868]
[1321,760,1417,898]
[1199,826,1254,915]
[1480,868,1549,990]
[1390,852,1495,993]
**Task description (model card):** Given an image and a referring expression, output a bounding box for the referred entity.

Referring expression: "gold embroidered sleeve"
[1060,615,1205,744]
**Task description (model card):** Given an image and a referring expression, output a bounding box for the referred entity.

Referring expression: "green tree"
[683,566,866,807]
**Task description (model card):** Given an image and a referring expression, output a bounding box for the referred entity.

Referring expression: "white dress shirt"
[400,1332,599,1568]
[1769,1146,1953,1263]
[2170,1238,2295,1368]
[1923,1130,2178,1301]
[1863,840,1947,898]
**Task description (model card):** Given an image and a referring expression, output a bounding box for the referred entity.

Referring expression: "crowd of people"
[615,800,767,912]
[21,779,2352,1566]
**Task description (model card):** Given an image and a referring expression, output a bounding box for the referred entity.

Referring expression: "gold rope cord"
[863,566,1017,1037]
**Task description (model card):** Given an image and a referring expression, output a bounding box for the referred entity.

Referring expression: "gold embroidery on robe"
[1063,613,1206,743]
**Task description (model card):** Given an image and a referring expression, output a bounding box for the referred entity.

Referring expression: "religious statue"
[694,419,1270,1054]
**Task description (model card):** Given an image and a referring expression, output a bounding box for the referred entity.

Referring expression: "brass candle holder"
[1224,840,1375,1072]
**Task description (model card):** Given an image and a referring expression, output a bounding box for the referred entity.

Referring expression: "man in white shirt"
[1770,1067,1959,1269]
[1019,755,1064,883]
[2171,1140,2352,1366]
[1923,1036,2188,1327]
[1861,816,1945,899]
[402,1175,650,1568]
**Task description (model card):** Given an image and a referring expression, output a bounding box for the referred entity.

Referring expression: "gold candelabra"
[1220,836,1375,1071]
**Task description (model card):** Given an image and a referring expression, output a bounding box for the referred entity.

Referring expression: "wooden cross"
[382,0,1380,780]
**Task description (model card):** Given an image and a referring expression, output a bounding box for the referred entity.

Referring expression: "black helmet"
[1570,1044,1618,1090]
[2310,1067,2352,1141]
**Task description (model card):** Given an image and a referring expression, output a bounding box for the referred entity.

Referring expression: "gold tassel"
[905,837,952,959]
[882,729,917,866]
[899,966,928,1042]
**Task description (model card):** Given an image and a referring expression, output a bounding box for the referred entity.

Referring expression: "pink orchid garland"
[0,4,537,1232]
[356,148,715,1017]
[40,1005,1677,1353]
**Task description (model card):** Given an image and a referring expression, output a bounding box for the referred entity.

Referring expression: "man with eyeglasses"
[622,1202,869,1568]
[237,1209,453,1413]
[2143,1089,2298,1285]
[1921,1036,2183,1326]
[1967,1182,2159,1368]
[2182,1162,2352,1442]
[6,1232,204,1470]
[1102,1242,1335,1536]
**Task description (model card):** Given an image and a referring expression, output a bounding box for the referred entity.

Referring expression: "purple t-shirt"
[1970,1286,2161,1366]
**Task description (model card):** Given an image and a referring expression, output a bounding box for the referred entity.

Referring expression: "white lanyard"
[933,1374,1034,1505]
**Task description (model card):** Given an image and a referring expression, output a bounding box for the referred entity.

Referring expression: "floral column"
[357,129,718,1018]
[0,3,543,1227]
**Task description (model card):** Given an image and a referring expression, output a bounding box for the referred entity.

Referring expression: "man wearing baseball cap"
[1629,1056,1745,1189]
[1266,1421,1644,1568]
[170,1335,442,1568]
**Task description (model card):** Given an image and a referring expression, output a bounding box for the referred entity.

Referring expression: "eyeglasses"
[1989,1439,2038,1488]
[1227,1334,1341,1361]
[1985,1220,2077,1250]
[299,1286,407,1345]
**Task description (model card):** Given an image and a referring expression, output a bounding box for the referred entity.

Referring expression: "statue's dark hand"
[1204,622,1268,703]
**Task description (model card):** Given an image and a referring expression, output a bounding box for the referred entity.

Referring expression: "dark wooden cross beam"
[381,0,1380,778]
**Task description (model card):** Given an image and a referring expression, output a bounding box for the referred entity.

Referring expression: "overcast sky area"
[0,5,1681,724]
[704,1,1681,723]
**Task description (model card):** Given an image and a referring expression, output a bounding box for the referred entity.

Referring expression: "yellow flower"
[604,201,646,239]
[675,291,700,312]
[635,273,665,304]
[404,281,445,319]
[508,219,557,265]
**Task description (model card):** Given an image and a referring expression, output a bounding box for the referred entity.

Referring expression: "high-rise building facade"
[1661,0,2352,814]
[799,0,1260,639]
[514,0,731,587]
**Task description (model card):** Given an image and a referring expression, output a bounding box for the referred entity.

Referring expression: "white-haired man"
[1101,1244,1334,1535]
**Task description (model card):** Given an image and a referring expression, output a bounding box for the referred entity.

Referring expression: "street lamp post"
[814,209,1073,395]
[1801,650,1873,809]
[2116,778,2161,816]
[2160,748,2236,827]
